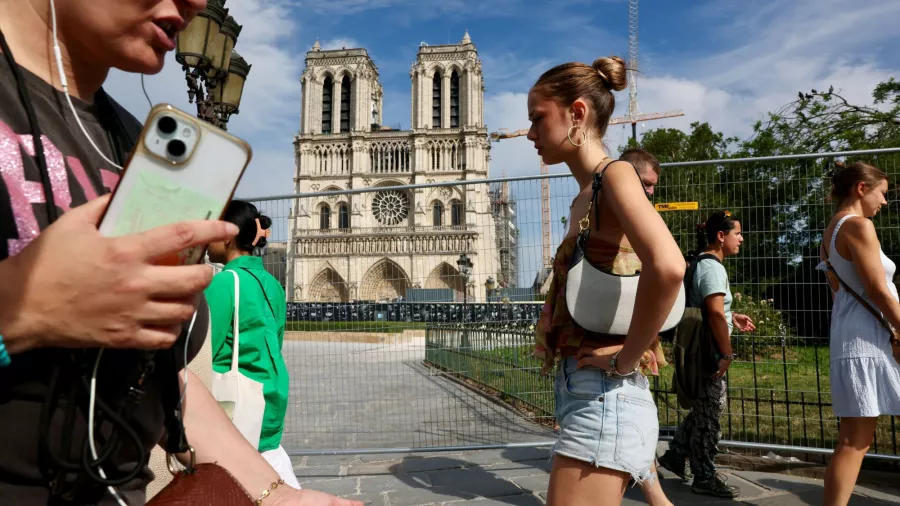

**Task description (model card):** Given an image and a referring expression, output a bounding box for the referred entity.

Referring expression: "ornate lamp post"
[457,253,473,322]
[174,0,251,130]
[485,276,497,301]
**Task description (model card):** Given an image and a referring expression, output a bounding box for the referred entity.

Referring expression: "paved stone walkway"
[281,340,554,451]
[281,339,900,504]
[292,446,900,505]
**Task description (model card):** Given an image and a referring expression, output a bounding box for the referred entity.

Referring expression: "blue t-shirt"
[690,258,733,336]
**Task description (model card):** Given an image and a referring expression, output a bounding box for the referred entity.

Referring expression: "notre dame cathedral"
[285,32,518,304]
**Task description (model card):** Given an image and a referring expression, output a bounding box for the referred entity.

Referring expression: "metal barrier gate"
[239,148,900,460]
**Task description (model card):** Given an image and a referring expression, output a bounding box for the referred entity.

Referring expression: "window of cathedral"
[320,205,331,230]
[451,200,463,227]
[432,70,441,128]
[322,76,333,134]
[372,190,409,226]
[340,75,351,133]
[450,71,459,128]
[432,201,444,227]
[338,203,350,229]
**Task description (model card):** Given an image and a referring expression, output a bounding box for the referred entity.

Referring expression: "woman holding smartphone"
[0,0,356,504]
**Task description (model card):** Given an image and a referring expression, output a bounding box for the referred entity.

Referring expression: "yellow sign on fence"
[654,202,699,212]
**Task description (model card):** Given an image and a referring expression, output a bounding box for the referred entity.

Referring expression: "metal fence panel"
[236,148,900,458]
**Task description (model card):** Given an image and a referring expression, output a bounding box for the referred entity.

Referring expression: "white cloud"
[483,92,536,179]
[320,38,362,51]
[631,61,896,148]
[483,0,900,171]
[293,0,524,18]
[478,0,900,283]
[101,0,900,215]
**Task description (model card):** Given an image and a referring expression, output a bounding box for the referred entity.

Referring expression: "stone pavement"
[281,340,554,450]
[280,339,900,504]
[291,445,900,505]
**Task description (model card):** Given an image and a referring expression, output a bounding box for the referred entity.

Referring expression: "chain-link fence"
[237,148,900,460]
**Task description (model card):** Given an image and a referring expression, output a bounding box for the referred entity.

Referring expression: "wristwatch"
[606,350,639,378]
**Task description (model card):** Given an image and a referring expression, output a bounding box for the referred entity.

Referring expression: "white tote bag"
[212,270,266,449]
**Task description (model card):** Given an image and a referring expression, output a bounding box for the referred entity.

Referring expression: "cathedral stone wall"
[287,33,500,303]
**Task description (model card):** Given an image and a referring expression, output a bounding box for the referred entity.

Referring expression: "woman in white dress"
[818,161,900,506]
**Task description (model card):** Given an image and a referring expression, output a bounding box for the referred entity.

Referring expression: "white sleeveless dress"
[817,214,900,417]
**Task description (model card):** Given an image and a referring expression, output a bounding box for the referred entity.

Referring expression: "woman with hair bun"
[206,200,300,488]
[817,162,900,506]
[529,55,686,505]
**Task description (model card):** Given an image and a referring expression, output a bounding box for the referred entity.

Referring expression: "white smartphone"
[98,104,252,265]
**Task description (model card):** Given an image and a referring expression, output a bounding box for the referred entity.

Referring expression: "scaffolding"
[489,179,519,289]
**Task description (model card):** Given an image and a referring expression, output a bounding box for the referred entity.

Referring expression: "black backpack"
[668,253,722,409]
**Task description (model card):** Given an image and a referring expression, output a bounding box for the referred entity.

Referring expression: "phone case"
[98,104,252,265]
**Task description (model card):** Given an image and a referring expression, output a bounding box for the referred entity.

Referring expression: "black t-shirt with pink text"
[0,55,205,504]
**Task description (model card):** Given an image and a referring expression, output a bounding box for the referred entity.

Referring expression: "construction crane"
[489,128,553,272]
[487,2,683,271]
[611,0,684,141]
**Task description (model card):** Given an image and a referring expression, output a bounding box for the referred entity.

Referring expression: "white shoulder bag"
[211,270,266,449]
[565,161,685,336]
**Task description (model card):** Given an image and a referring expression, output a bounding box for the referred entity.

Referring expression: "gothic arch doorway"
[360,259,410,301]
[308,267,349,302]
[425,262,465,295]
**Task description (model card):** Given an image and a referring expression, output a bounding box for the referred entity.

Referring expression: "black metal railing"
[425,324,899,457]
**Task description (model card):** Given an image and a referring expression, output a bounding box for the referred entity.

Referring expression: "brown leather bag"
[146,450,254,506]
[146,351,255,505]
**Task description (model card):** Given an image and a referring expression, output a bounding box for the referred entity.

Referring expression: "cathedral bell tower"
[299,41,383,135]
[410,30,483,131]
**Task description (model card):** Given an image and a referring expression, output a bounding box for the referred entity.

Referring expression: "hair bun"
[833,161,846,170]
[258,215,272,230]
[591,56,628,92]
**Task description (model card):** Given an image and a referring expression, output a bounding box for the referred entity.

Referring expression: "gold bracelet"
[255,478,285,505]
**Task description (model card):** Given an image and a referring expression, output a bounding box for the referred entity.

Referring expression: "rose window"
[372,190,409,226]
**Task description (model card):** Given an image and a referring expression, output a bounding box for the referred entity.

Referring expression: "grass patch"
[286,321,427,333]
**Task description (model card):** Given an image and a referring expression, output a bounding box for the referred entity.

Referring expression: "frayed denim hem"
[551,449,655,487]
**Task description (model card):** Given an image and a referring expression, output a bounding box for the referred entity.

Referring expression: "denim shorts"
[552,356,660,484]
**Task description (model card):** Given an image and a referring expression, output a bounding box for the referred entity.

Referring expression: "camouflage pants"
[668,375,727,482]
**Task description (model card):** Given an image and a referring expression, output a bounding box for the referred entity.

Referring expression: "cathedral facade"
[285,32,503,303]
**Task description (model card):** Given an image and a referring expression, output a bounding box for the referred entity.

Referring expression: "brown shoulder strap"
[823,244,897,341]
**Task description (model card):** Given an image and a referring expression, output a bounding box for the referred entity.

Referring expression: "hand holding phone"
[0,105,250,354]
[99,105,252,264]
[1,196,239,353]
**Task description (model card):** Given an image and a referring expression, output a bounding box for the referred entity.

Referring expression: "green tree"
[740,79,900,155]
[637,79,900,338]
[636,122,737,259]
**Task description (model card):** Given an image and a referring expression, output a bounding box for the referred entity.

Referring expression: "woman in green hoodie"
[206,200,298,489]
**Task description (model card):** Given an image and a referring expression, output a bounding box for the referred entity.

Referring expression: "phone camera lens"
[167,139,187,158]
[157,116,177,135]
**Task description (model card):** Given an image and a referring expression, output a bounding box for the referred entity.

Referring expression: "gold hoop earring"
[567,125,586,147]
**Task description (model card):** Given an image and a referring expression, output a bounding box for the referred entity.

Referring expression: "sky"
[104,0,900,285]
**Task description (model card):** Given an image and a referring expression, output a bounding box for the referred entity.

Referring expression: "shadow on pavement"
[389,454,547,505]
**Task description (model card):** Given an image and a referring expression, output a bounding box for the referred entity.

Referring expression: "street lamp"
[485,276,497,301]
[175,0,251,130]
[457,253,473,322]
